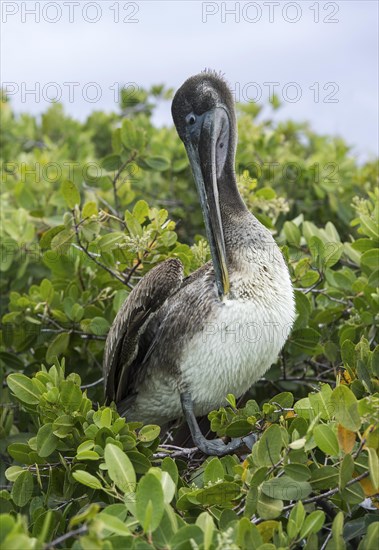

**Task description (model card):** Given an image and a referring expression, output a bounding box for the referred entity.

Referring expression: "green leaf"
[0,351,24,370]
[196,482,240,506]
[46,333,70,364]
[121,119,137,149]
[351,238,373,252]
[359,215,379,240]
[97,512,131,536]
[80,220,100,243]
[288,501,305,539]
[39,225,66,250]
[76,450,100,461]
[309,384,333,420]
[77,440,95,453]
[310,466,339,489]
[289,328,320,354]
[72,470,102,490]
[5,466,24,482]
[261,476,312,501]
[36,423,58,457]
[257,491,283,520]
[124,210,143,236]
[61,180,80,209]
[308,235,324,268]
[330,385,361,431]
[358,522,379,550]
[325,222,341,243]
[196,512,215,550]
[89,317,110,336]
[204,457,225,484]
[170,525,203,550]
[133,200,149,224]
[339,453,354,490]
[361,249,379,271]
[101,154,122,171]
[82,201,98,217]
[60,380,82,411]
[340,481,365,504]
[324,242,343,268]
[341,339,356,369]
[300,510,325,538]
[367,447,379,490]
[151,507,178,548]
[138,424,160,443]
[136,473,164,533]
[257,424,283,467]
[98,232,125,251]
[284,221,301,246]
[144,155,170,171]
[236,517,262,550]
[11,470,33,507]
[225,418,252,437]
[161,457,179,486]
[284,463,311,481]
[226,393,237,408]
[293,291,311,329]
[104,443,136,494]
[7,443,36,464]
[159,471,176,504]
[7,373,42,405]
[269,392,294,410]
[99,408,112,428]
[50,229,75,253]
[314,424,339,456]
[127,451,151,474]
[329,511,345,550]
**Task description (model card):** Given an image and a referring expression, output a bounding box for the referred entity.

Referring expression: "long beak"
[185,108,230,297]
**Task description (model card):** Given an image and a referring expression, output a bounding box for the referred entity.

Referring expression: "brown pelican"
[103,71,295,455]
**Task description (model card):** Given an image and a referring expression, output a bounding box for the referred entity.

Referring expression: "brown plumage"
[104,258,184,405]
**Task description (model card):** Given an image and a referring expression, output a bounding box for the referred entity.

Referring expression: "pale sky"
[1,1,378,161]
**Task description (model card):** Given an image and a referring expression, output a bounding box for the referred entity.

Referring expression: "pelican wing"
[103,258,184,403]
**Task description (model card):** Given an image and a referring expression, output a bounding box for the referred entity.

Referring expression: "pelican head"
[172,71,238,297]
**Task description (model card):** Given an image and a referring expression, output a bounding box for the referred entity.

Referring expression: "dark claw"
[180,392,257,456]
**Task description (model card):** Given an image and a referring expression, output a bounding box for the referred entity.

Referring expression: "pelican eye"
[186,113,196,126]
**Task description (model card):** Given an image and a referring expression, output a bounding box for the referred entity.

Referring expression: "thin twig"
[81,377,104,390]
[298,273,324,295]
[112,154,137,216]
[35,315,106,341]
[82,182,120,219]
[281,471,370,511]
[122,232,159,286]
[73,214,131,288]
[154,445,199,459]
[320,531,333,550]
[310,289,351,306]
[39,328,106,341]
[45,525,88,549]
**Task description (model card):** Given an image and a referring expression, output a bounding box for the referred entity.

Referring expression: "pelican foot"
[193,435,244,457]
[180,392,252,456]
[241,433,257,451]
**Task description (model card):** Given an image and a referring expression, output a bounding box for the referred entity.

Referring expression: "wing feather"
[103,258,184,403]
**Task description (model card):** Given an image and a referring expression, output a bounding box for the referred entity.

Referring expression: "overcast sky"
[1,1,378,161]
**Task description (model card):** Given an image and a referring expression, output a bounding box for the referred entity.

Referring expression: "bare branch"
[44,525,87,549]
[81,377,104,390]
[73,213,132,288]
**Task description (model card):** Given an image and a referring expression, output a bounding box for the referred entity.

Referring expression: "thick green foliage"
[0,87,378,549]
